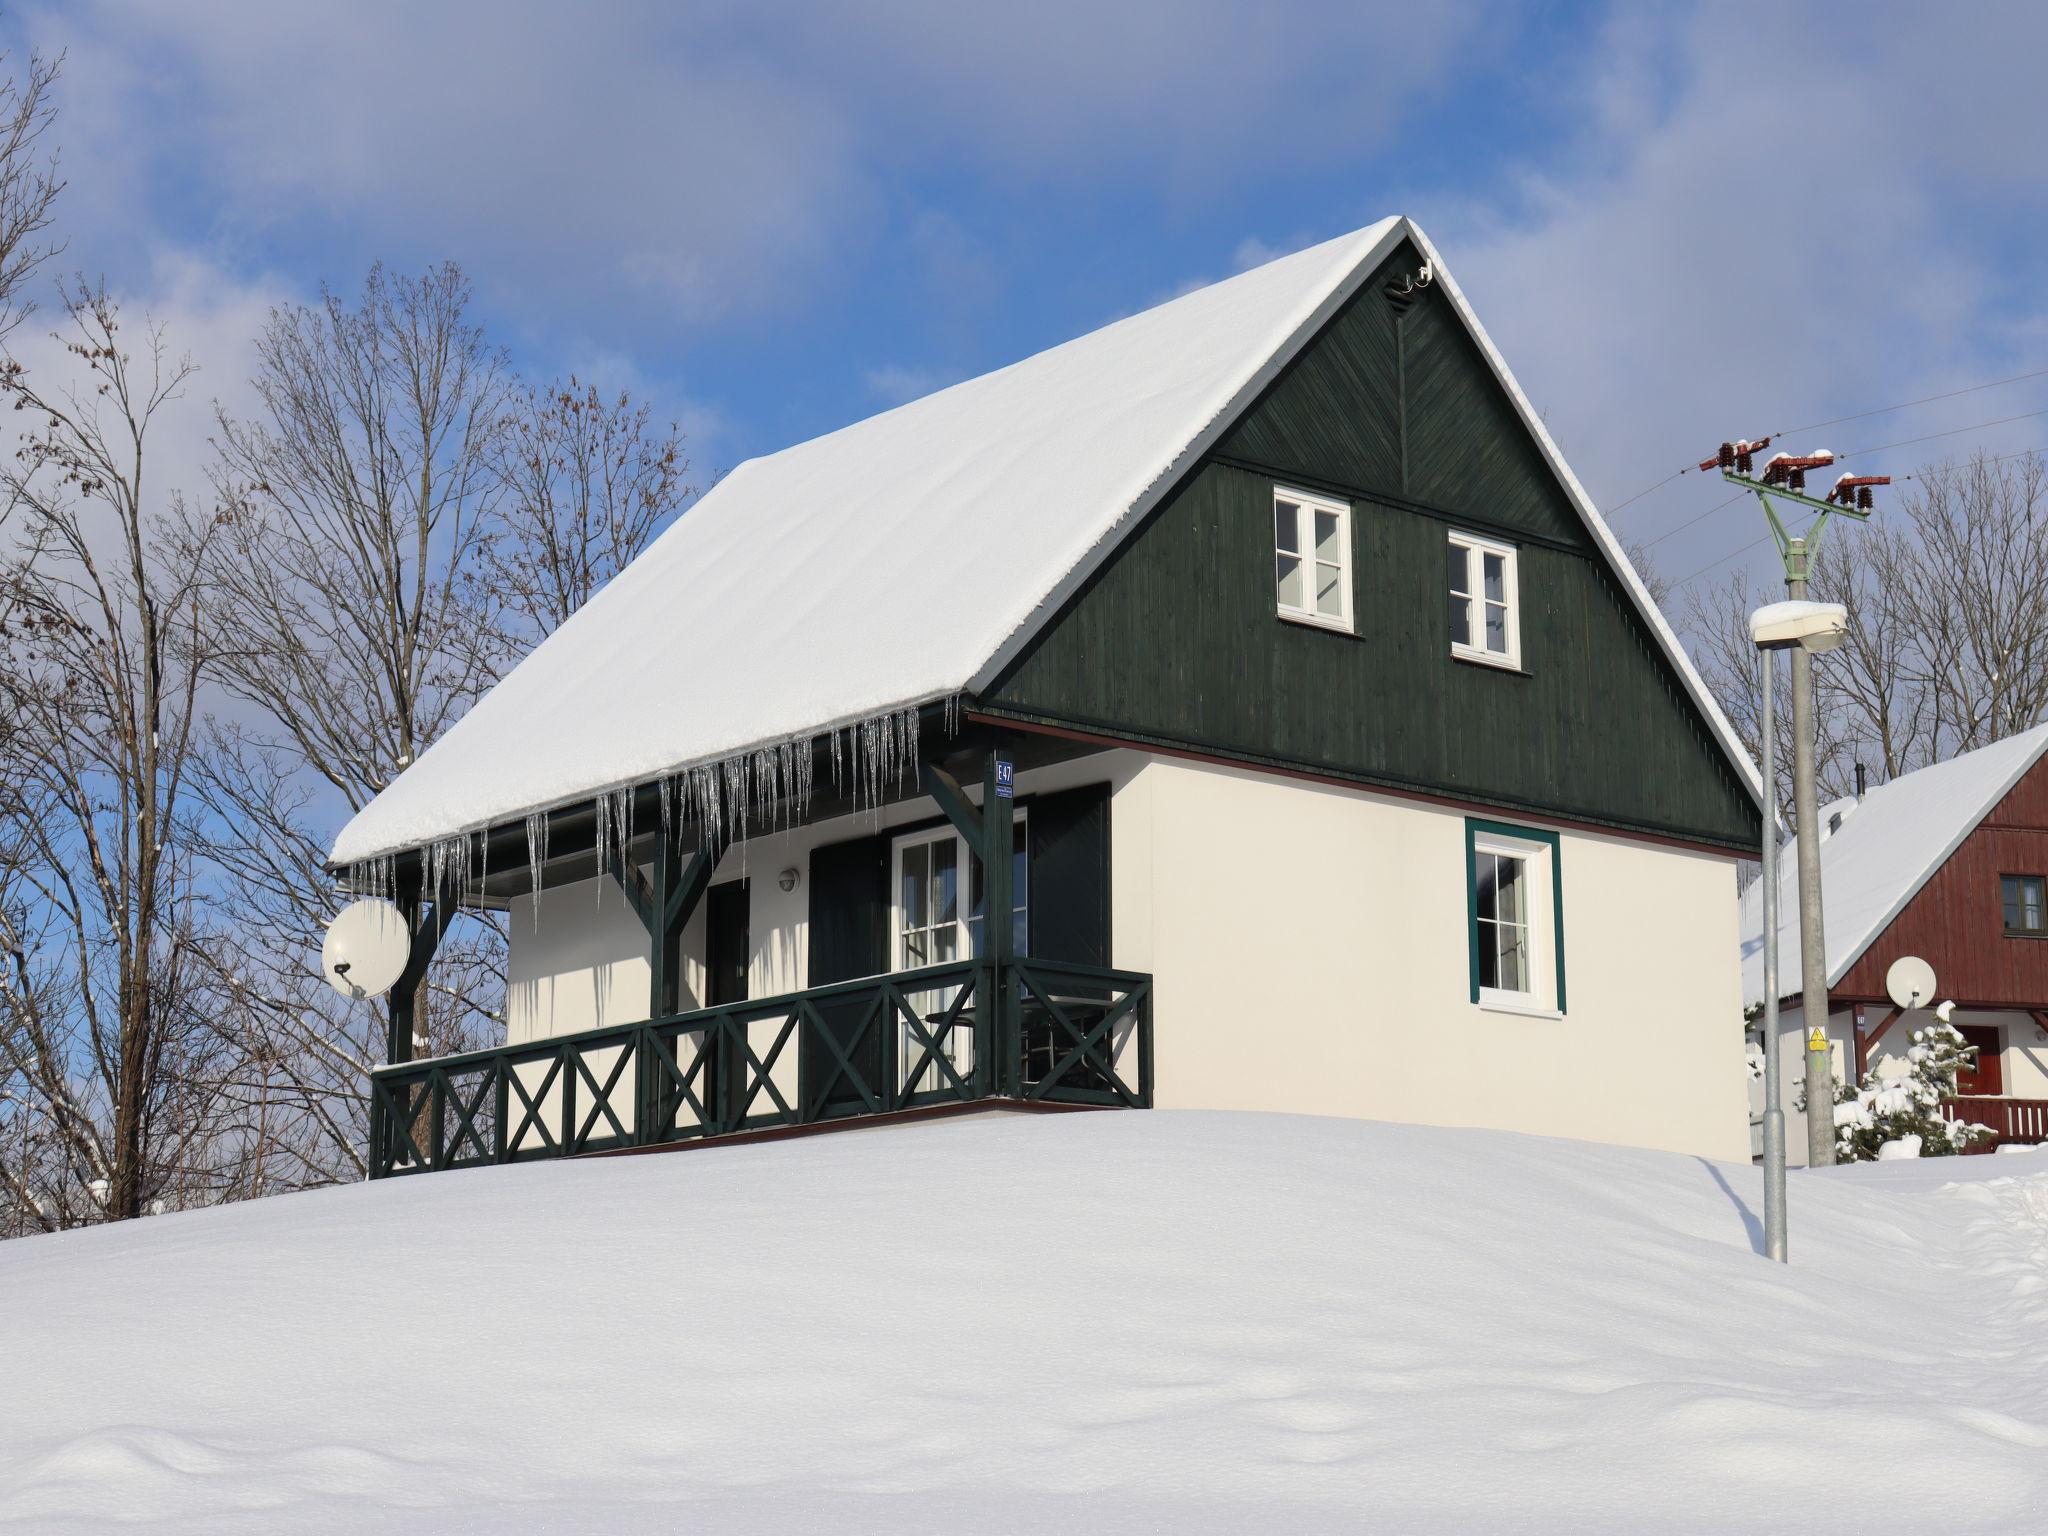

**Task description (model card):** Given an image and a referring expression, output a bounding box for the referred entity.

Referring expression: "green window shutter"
[1027,783,1112,966]
[805,831,890,1111]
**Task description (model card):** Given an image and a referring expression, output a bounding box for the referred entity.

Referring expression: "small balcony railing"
[367,957,1153,1179]
[1941,1095,2048,1148]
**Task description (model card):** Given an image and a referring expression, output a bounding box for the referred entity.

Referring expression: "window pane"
[1316,561,1344,616]
[933,838,958,926]
[1450,590,1471,647]
[1276,552,1304,609]
[2008,875,2046,932]
[1447,541,1470,596]
[1494,855,1524,924]
[902,842,928,929]
[1494,921,1528,992]
[1275,500,1300,554]
[1483,551,1507,604]
[1485,599,1508,654]
[1315,509,1342,563]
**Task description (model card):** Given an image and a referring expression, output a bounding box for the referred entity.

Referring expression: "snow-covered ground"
[2,1112,2044,1533]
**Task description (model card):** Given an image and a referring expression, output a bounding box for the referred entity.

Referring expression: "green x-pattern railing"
[368,957,1153,1178]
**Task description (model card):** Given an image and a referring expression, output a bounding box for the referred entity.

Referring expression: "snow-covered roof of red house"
[332,215,1755,868]
[1738,722,2048,1005]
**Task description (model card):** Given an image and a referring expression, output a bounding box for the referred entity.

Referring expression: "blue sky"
[12,0,2048,607]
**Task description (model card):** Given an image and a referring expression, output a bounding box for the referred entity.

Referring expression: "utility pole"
[1702,439,1888,1169]
[1756,644,1788,1259]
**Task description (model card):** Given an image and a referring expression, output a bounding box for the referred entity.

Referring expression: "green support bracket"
[920,759,984,848]
[386,895,455,1064]
[646,834,713,1019]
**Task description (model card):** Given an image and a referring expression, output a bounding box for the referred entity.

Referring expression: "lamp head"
[1751,599,1849,653]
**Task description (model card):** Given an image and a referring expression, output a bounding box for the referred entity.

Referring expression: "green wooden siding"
[984,240,1757,851]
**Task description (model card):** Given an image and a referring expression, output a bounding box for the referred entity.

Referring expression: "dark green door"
[806,833,889,1116]
[704,880,749,1122]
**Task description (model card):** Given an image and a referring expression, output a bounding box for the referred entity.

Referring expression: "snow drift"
[2,1112,2044,1533]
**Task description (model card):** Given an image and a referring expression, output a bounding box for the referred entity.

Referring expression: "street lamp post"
[1751,597,1850,1260]
[1707,440,1888,1170]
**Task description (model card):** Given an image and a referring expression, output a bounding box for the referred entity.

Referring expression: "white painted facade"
[504,750,1752,1162]
[1753,1003,2048,1165]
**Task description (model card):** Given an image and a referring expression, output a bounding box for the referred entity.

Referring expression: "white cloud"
[1425,1,2048,601]
[19,0,1489,343]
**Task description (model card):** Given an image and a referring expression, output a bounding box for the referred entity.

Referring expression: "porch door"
[1956,1025,2003,1097]
[890,817,1029,1095]
[805,834,890,1116]
[704,880,749,1121]
[894,827,969,1094]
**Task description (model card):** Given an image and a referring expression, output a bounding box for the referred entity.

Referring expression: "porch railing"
[1941,1095,2048,1148]
[367,957,1153,1179]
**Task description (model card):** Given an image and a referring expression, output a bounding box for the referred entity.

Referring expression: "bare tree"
[489,376,690,637]
[1690,450,2048,809]
[1891,453,2048,755]
[186,264,516,1185]
[0,287,229,1229]
[0,38,62,337]
[203,262,514,803]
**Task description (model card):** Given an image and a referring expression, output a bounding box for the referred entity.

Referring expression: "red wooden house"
[1741,724,2048,1161]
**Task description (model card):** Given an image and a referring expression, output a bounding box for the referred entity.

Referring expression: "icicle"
[525,811,548,930]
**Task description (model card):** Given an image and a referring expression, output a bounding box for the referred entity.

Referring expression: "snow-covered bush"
[1800,1023,1993,1161]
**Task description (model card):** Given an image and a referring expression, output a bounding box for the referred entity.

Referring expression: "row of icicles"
[345,701,946,922]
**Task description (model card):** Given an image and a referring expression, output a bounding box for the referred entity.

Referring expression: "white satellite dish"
[1885,955,1937,1011]
[321,899,412,1000]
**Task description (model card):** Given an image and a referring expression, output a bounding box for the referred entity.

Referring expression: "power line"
[1779,366,2048,437]
[1670,535,1770,591]
[1640,489,1747,551]
[1602,467,1689,518]
[1654,436,2048,598]
[1605,363,2048,519]
[1833,406,2048,462]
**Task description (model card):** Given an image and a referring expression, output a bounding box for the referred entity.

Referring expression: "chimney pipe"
[1854,760,1868,799]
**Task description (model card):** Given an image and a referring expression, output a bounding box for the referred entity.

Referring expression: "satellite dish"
[1885,955,1937,1011]
[321,899,412,1000]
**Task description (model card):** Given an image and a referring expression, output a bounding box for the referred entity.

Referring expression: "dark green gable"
[981,238,1758,852]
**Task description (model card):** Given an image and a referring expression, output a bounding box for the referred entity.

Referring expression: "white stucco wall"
[502,749,1751,1161]
[505,876,651,1045]
[1107,756,1751,1161]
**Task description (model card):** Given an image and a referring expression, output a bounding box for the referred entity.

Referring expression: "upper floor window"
[1448,530,1520,668]
[1274,487,1352,632]
[2002,874,2045,936]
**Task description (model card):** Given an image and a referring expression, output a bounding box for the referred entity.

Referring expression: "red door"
[1955,1025,2004,1097]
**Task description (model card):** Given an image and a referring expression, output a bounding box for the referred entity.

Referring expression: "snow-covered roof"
[1739,722,2048,1005]
[332,216,1758,866]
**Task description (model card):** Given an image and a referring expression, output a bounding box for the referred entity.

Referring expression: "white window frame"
[889,814,1029,1092]
[1273,485,1354,633]
[1471,828,1559,1017]
[1448,530,1521,669]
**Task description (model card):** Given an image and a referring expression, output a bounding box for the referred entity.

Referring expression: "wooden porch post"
[386,889,454,1065]
[982,750,1015,1094]
[647,831,714,1019]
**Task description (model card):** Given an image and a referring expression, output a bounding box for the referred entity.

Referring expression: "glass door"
[891,817,1030,1095]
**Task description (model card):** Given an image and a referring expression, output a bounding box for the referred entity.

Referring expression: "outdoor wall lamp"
[778,867,799,893]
